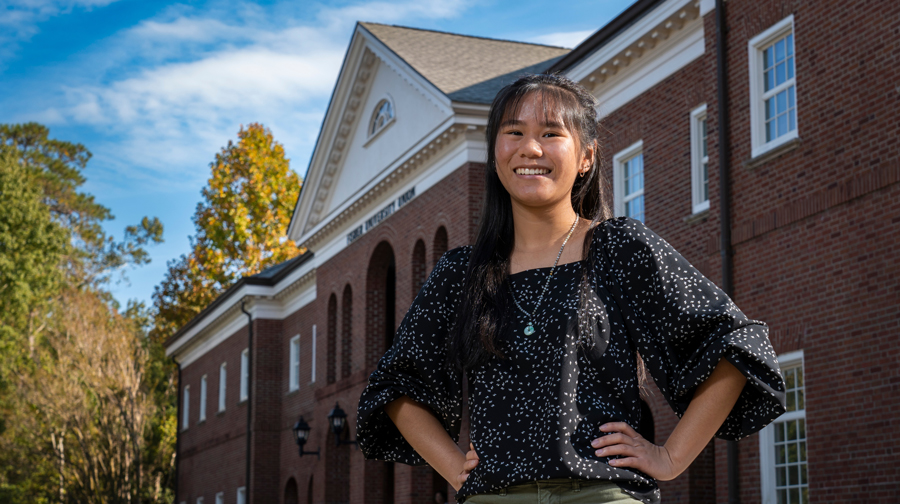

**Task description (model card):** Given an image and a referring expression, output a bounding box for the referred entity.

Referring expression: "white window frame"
[196,497,204,504]
[367,95,396,142]
[759,350,807,504]
[215,492,224,504]
[181,385,190,431]
[289,334,301,392]
[311,325,317,383]
[218,362,227,413]
[690,104,710,214]
[613,140,645,221]
[240,348,249,402]
[237,487,246,504]
[198,374,208,423]
[749,15,799,159]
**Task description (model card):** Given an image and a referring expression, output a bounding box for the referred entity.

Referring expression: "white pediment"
[287,25,453,243]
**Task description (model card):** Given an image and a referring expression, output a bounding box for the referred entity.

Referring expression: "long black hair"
[449,74,614,371]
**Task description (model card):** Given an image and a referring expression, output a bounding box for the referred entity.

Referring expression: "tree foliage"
[152,123,303,341]
[0,123,163,287]
[0,124,171,503]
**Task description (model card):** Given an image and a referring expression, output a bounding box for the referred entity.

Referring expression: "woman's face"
[494,92,591,212]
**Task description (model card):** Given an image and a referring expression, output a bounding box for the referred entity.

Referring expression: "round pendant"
[524,323,535,336]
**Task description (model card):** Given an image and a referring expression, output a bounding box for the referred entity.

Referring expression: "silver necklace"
[509,216,579,336]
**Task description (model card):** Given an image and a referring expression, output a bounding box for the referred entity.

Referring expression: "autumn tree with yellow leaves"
[152,123,303,341]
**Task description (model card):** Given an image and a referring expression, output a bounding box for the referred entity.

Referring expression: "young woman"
[357,74,786,503]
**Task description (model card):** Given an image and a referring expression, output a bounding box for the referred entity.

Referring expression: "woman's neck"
[509,201,586,273]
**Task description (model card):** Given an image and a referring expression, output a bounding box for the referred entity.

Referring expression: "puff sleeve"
[356,246,469,464]
[598,217,786,440]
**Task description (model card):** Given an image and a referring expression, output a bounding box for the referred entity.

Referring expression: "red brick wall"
[177,324,250,503]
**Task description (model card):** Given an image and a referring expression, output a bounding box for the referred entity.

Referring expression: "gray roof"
[360,23,570,104]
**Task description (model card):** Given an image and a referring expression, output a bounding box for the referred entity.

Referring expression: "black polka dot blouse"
[357,217,787,503]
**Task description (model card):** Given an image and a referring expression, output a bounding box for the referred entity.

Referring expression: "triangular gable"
[287,23,453,243]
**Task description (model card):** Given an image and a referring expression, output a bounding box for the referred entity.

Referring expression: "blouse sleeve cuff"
[667,323,787,441]
[357,369,461,465]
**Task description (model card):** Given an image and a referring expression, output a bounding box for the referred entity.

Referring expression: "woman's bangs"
[498,87,581,137]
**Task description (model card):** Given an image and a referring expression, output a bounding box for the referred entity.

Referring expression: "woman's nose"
[519,137,542,158]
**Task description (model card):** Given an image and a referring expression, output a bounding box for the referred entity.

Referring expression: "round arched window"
[370,98,394,136]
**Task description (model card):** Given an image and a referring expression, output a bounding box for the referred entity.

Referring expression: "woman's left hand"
[591,422,682,481]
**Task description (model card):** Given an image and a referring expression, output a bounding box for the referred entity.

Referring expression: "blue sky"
[1,0,637,309]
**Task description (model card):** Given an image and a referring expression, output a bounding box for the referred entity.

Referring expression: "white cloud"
[29,0,472,190]
[529,29,595,49]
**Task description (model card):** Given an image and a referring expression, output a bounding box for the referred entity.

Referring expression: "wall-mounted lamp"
[327,402,358,448]
[292,416,320,459]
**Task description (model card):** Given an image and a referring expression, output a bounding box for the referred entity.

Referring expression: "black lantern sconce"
[327,402,358,447]
[292,416,320,459]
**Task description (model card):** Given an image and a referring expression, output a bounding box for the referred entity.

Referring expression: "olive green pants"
[465,479,641,504]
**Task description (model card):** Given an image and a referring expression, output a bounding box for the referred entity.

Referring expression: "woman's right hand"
[456,443,479,489]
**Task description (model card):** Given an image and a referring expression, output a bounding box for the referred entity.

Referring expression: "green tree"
[0,123,163,287]
[0,150,67,354]
[152,123,303,341]
[0,124,169,503]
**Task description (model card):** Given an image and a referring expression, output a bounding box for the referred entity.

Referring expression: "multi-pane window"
[289,335,301,392]
[199,375,208,422]
[218,362,227,412]
[370,98,395,137]
[240,348,249,402]
[760,351,807,504]
[749,15,798,158]
[763,33,796,142]
[614,141,645,222]
[690,104,709,214]
[182,385,190,431]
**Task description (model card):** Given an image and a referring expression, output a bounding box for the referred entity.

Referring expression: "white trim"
[699,0,715,17]
[365,94,396,145]
[215,492,224,504]
[760,350,807,504]
[237,487,246,504]
[218,362,227,413]
[240,348,249,402]
[566,0,701,83]
[311,324,317,383]
[181,385,190,431]
[198,374,208,422]
[289,334,301,392]
[690,104,710,214]
[196,498,203,504]
[167,259,316,366]
[748,15,799,159]
[595,23,705,118]
[613,140,645,220]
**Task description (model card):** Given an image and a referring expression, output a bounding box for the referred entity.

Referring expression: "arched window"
[327,294,337,385]
[341,285,353,379]
[369,97,395,137]
[366,241,396,370]
[284,477,298,504]
[432,226,448,269]
[412,240,427,298]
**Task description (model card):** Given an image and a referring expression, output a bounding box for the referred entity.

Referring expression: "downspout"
[173,357,182,502]
[241,300,253,502]
[715,0,739,503]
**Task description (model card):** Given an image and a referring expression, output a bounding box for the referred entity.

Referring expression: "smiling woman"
[357,74,787,503]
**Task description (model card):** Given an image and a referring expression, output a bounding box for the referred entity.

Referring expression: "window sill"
[745,137,801,169]
[683,208,710,225]
[197,419,206,426]
[216,410,225,417]
[287,388,300,396]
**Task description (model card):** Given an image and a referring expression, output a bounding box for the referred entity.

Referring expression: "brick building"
[166,1,900,503]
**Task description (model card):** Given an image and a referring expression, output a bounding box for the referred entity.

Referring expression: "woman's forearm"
[663,358,747,475]
[384,396,471,491]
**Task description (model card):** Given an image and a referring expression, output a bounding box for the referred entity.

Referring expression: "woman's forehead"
[501,91,568,125]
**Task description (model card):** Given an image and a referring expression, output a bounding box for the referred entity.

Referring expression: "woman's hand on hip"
[592,422,682,481]
[456,443,479,488]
